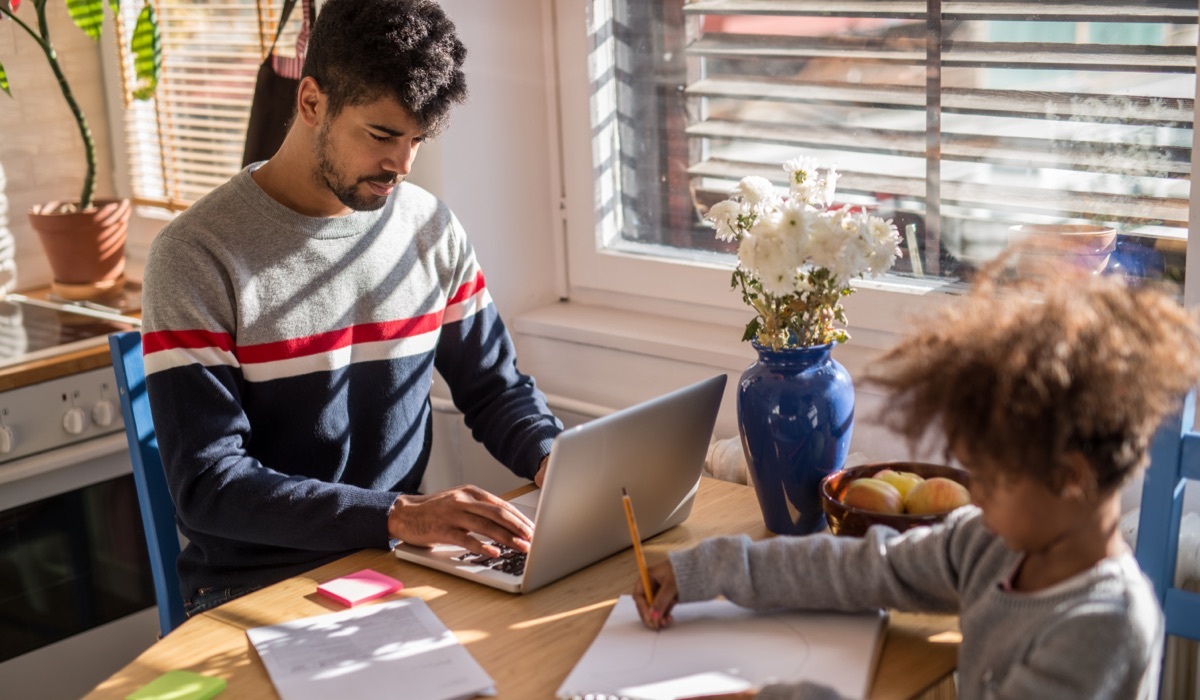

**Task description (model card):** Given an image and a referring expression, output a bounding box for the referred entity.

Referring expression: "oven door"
[0,433,160,699]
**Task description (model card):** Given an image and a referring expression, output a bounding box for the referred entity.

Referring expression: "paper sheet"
[247,597,495,700]
[558,596,885,700]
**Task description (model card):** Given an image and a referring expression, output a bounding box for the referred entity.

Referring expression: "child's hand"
[634,559,679,629]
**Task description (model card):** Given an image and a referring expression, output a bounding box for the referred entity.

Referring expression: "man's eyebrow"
[367,123,419,137]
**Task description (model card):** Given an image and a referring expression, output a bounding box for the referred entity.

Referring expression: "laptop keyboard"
[451,541,526,576]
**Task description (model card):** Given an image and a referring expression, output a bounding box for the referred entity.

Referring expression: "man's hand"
[534,455,550,488]
[388,485,533,558]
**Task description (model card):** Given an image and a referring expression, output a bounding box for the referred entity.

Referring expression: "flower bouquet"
[710,159,902,534]
[706,159,902,350]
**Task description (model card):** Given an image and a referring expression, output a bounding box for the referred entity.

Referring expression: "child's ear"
[1061,451,1099,501]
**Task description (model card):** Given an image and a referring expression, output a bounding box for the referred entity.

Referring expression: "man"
[140,0,562,615]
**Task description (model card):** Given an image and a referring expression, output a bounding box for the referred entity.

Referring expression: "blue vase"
[737,342,855,535]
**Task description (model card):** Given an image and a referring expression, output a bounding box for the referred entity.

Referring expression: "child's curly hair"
[867,267,1200,495]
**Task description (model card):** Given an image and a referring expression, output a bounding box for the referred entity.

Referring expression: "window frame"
[550,0,1200,339]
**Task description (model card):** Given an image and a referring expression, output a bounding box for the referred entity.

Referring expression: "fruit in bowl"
[821,462,972,537]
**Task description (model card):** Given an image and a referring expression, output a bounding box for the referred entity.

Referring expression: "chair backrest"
[109,330,186,637]
[1136,389,1200,642]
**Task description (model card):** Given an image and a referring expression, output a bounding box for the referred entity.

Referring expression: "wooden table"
[85,478,959,699]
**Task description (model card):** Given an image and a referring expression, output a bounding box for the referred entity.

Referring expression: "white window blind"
[589,0,1197,285]
[115,0,304,212]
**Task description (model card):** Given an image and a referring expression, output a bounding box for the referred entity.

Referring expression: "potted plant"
[0,0,159,299]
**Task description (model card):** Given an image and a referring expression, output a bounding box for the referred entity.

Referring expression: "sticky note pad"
[126,670,226,700]
[316,569,404,607]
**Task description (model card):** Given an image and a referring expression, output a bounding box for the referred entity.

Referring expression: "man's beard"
[313,123,396,212]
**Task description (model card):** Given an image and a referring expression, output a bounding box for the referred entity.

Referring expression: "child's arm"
[663,507,987,614]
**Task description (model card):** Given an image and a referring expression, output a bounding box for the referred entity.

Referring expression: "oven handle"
[0,432,130,490]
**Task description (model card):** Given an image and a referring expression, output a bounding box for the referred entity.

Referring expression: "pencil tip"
[622,486,629,496]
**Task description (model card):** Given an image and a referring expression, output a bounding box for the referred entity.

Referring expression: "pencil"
[622,487,654,606]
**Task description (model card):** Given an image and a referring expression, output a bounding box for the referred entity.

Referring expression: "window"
[553,1,1199,319]
[113,0,303,212]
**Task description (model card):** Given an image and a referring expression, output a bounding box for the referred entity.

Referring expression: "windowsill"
[513,301,756,372]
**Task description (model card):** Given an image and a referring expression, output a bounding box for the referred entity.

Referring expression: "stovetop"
[0,285,142,370]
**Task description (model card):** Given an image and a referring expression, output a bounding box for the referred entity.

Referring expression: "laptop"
[393,374,727,593]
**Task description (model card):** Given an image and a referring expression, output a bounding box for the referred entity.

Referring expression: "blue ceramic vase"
[737,342,855,535]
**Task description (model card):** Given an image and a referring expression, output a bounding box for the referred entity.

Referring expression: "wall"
[0,2,116,291]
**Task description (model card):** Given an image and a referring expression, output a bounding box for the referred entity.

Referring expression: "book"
[558,595,885,700]
[246,597,494,700]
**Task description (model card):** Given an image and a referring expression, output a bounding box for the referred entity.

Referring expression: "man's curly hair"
[302,0,467,134]
[867,267,1200,496]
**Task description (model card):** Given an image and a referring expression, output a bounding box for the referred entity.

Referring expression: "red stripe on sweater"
[449,271,486,305]
[143,329,236,355]
[141,274,487,364]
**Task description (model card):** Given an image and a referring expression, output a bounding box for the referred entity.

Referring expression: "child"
[634,268,1200,700]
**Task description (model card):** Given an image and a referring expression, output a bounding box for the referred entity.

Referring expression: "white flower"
[732,176,778,208]
[865,216,902,276]
[806,213,847,274]
[784,158,840,208]
[777,198,817,263]
[747,227,800,297]
[705,199,745,242]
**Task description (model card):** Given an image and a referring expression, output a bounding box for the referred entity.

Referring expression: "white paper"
[558,596,885,700]
[247,597,495,700]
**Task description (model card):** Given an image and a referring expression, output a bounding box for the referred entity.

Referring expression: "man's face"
[312,95,426,212]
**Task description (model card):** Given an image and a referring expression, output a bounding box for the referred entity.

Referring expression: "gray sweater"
[669,507,1162,700]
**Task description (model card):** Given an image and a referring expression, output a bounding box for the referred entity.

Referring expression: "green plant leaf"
[129,2,160,100]
[0,59,9,96]
[66,0,103,40]
[107,0,117,16]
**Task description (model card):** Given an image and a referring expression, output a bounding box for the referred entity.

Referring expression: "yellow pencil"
[622,487,654,606]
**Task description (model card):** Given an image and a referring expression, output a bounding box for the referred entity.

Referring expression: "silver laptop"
[393,374,727,593]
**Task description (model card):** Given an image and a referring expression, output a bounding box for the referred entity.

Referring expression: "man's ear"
[296,76,325,127]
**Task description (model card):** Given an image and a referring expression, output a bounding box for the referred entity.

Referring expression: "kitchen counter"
[0,282,142,391]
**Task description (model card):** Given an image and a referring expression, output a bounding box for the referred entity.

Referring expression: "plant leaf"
[66,0,103,40]
[0,59,9,96]
[107,0,117,16]
[129,2,160,100]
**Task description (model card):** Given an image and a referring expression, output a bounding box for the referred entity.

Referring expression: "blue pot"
[737,342,855,535]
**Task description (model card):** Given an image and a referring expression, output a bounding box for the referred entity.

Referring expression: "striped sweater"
[141,166,562,598]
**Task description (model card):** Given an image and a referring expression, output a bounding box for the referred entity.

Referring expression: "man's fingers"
[457,491,534,540]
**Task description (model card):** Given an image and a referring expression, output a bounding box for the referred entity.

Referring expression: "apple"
[873,469,924,500]
[904,477,971,515]
[841,478,904,514]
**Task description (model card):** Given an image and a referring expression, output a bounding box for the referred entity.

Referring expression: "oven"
[0,288,160,700]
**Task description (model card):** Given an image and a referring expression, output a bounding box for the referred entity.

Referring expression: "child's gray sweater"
[669,507,1162,699]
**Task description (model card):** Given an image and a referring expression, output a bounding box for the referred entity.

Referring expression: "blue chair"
[1136,389,1200,641]
[109,330,187,637]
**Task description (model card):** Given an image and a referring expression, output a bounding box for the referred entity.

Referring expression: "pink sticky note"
[316,569,404,607]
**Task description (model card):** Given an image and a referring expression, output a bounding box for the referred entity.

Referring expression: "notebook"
[558,595,886,700]
[393,374,727,593]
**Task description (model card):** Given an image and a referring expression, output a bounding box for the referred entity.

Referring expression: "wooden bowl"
[820,462,971,537]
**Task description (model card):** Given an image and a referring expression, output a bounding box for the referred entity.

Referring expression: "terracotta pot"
[28,198,130,299]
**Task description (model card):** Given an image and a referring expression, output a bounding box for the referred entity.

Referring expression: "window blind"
[598,0,1197,281]
[116,0,303,212]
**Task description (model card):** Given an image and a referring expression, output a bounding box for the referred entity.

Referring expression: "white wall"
[0,2,116,291]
